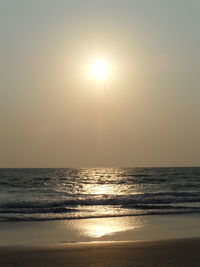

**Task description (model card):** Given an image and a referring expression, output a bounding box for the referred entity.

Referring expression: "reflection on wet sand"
[80,217,143,238]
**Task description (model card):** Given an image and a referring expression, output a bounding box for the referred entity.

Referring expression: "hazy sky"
[0,0,200,167]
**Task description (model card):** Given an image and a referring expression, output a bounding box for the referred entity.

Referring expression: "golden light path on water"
[78,168,142,196]
[58,168,144,239]
[73,169,142,238]
[84,184,118,195]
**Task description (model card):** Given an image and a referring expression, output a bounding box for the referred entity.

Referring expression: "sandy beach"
[0,238,200,267]
[1,215,200,266]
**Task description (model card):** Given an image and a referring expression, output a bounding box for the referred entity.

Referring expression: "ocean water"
[0,167,200,222]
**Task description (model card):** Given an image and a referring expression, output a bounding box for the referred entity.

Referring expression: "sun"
[89,58,110,80]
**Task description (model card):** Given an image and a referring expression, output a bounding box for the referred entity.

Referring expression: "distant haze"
[0,0,200,167]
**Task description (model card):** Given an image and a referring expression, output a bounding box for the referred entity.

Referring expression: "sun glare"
[89,58,110,80]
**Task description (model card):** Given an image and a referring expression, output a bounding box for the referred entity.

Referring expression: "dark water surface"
[0,167,200,222]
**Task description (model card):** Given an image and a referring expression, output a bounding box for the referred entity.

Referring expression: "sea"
[0,167,200,222]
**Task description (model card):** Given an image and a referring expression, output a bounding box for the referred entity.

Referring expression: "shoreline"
[1,214,200,247]
[1,236,200,248]
[1,214,200,266]
[1,238,200,266]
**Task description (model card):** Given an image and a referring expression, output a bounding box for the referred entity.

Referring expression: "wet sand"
[1,238,200,267]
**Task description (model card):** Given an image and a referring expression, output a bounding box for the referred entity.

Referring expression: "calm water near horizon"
[0,167,200,222]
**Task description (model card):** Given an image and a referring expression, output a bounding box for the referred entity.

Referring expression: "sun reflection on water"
[81,217,141,238]
[87,224,120,237]
[84,184,118,195]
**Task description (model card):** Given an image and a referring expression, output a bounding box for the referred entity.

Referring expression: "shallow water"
[1,214,200,246]
[0,167,200,221]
